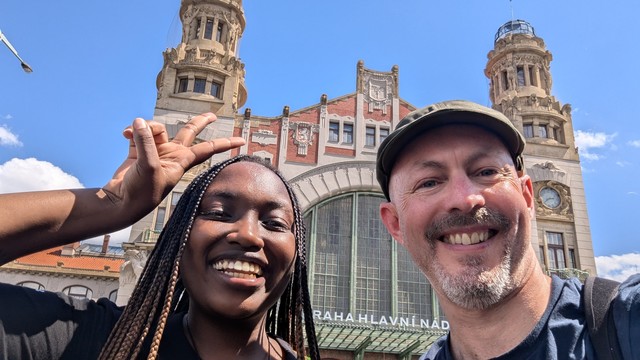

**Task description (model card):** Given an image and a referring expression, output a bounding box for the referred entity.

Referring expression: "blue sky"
[1,1,639,280]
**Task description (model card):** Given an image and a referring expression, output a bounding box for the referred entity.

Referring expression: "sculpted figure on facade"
[119,249,148,289]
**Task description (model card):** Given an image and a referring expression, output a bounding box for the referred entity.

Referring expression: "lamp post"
[0,29,33,73]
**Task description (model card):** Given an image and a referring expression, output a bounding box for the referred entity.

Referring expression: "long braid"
[267,166,321,360]
[99,155,320,359]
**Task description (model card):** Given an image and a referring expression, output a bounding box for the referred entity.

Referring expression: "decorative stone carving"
[533,180,573,220]
[242,118,251,142]
[365,78,393,114]
[290,122,319,156]
[251,130,277,145]
[119,249,149,290]
[357,61,396,115]
[530,161,567,184]
[533,161,562,172]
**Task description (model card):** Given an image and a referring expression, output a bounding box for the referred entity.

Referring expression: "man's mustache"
[425,207,510,240]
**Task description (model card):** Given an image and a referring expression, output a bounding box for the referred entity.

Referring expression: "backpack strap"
[584,276,622,360]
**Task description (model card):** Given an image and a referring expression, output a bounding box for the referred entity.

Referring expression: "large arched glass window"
[304,192,440,320]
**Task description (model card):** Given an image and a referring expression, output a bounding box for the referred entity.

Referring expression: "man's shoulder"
[612,273,640,359]
[617,273,640,301]
[419,334,448,360]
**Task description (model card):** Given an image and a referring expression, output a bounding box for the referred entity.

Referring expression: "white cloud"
[0,125,23,147]
[574,130,616,161]
[0,158,132,245]
[616,160,631,167]
[628,140,640,148]
[595,253,640,282]
[0,158,83,193]
[628,192,639,196]
[3,114,13,120]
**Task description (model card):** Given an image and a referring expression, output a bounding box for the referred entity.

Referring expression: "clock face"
[540,187,561,209]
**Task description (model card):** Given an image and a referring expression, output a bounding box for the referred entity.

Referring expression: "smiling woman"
[103,156,318,360]
[0,114,320,360]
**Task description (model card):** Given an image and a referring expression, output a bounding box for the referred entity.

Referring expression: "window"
[311,196,353,312]
[379,127,389,143]
[529,66,537,86]
[109,289,118,302]
[553,127,563,143]
[517,66,525,86]
[538,124,548,138]
[502,70,509,90]
[546,232,566,269]
[204,18,214,40]
[177,78,188,93]
[305,193,436,320]
[18,281,44,291]
[154,207,166,232]
[343,123,353,144]
[216,22,224,42]
[63,285,93,300]
[523,124,534,138]
[168,192,182,218]
[210,81,221,98]
[568,249,577,269]
[194,19,202,40]
[193,78,206,93]
[328,122,339,142]
[365,126,376,146]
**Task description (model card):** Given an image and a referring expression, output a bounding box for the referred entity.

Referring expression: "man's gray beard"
[424,207,515,310]
[434,250,514,310]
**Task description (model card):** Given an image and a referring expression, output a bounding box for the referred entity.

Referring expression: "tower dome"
[494,19,536,43]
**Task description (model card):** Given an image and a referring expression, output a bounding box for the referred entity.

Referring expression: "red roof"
[12,246,124,274]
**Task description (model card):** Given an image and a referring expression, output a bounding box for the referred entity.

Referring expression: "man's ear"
[380,202,405,245]
[520,174,534,214]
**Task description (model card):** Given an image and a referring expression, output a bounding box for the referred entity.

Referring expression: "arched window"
[304,192,440,320]
[62,285,93,300]
[109,289,118,302]
[17,281,45,291]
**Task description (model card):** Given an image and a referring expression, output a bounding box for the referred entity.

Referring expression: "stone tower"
[118,0,247,304]
[155,0,247,117]
[485,20,596,276]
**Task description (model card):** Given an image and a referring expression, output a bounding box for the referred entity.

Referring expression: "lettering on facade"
[312,310,450,330]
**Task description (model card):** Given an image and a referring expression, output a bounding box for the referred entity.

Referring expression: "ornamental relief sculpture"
[533,180,573,220]
[365,77,393,114]
[290,122,319,156]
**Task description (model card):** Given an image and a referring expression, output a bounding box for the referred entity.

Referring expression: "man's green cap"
[376,100,525,201]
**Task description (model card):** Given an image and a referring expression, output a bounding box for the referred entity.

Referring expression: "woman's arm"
[0,113,244,263]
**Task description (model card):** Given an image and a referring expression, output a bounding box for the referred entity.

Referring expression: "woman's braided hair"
[98,155,320,360]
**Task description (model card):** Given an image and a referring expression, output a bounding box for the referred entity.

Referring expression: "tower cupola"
[155,0,247,116]
[485,19,552,105]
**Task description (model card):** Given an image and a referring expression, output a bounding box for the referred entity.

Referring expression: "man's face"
[380,125,534,310]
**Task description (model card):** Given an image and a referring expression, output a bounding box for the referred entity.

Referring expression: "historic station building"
[115,1,595,358]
